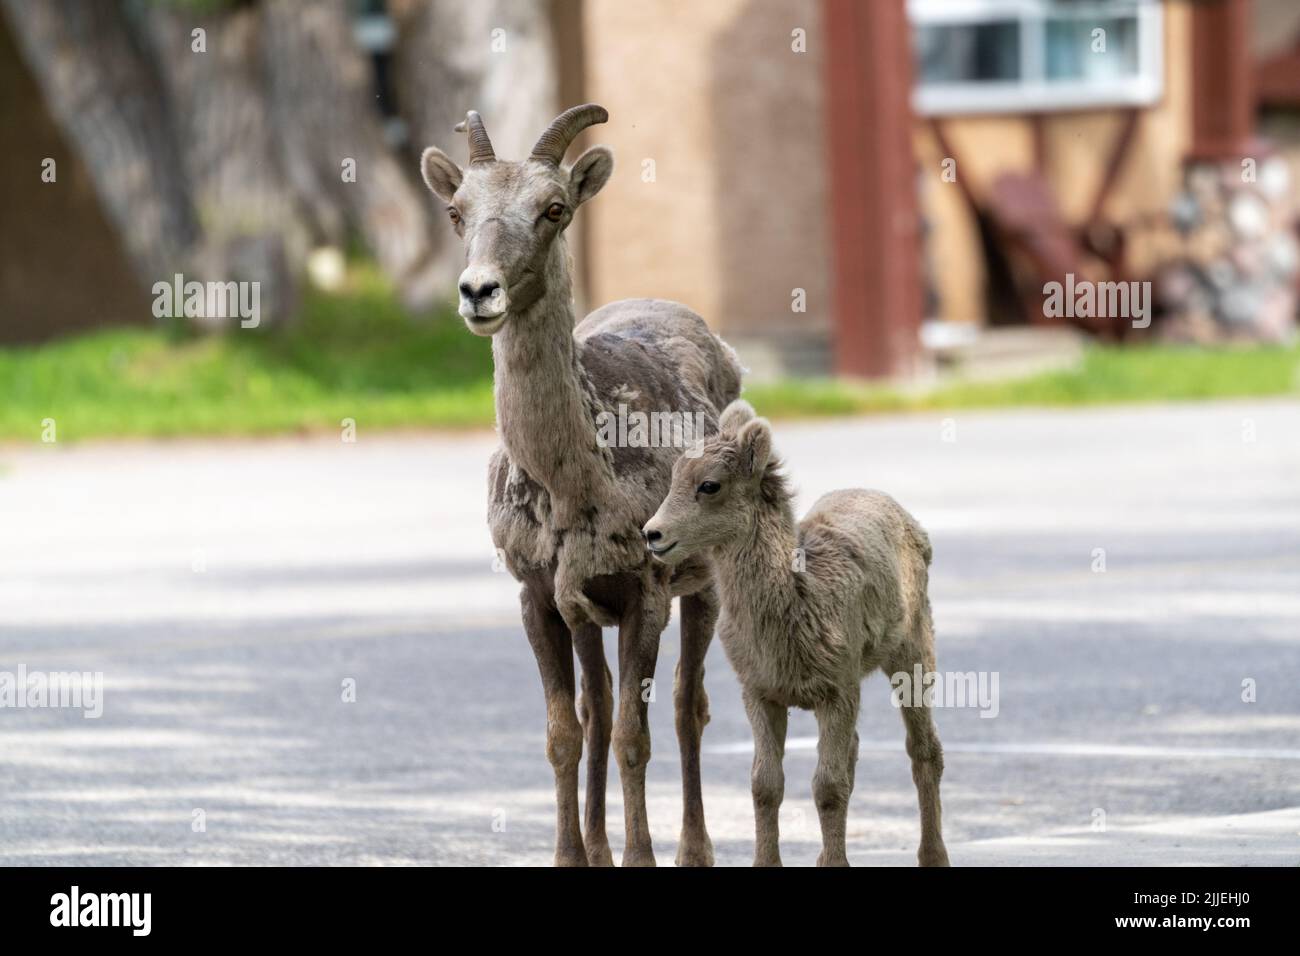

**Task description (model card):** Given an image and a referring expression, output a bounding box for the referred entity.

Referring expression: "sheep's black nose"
[459,279,500,302]
[644,528,662,544]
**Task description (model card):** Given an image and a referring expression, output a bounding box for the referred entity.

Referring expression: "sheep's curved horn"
[453,110,495,164]
[530,104,609,165]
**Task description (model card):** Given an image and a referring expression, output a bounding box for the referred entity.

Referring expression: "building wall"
[914,1,1195,326]
[582,0,1199,359]
[1254,0,1300,59]
[580,0,831,370]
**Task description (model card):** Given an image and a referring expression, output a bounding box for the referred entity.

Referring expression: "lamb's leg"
[812,691,860,867]
[889,613,951,868]
[612,591,664,866]
[897,698,950,865]
[520,586,586,866]
[743,688,787,867]
[890,637,951,867]
[674,590,716,867]
[573,623,614,866]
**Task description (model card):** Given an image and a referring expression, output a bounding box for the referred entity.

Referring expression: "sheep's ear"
[718,399,756,435]
[569,146,613,206]
[421,147,462,203]
[737,418,772,478]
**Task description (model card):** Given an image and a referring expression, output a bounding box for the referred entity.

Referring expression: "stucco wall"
[581,0,830,355]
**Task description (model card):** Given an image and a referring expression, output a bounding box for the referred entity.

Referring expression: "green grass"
[0,267,495,441]
[2,265,1297,442]
[747,343,1300,419]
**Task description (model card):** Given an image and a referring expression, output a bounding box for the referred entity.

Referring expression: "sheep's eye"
[447,207,461,224]
[545,202,565,222]
[697,480,721,496]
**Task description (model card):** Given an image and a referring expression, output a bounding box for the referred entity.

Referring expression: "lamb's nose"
[644,528,662,544]
[459,279,500,302]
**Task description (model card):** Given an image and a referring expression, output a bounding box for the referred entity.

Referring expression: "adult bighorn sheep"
[420,105,743,866]
[644,401,951,867]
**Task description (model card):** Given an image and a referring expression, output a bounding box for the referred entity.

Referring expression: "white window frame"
[908,0,1164,116]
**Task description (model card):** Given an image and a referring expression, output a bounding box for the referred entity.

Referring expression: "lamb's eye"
[697,480,721,496]
[545,202,565,222]
[447,207,461,224]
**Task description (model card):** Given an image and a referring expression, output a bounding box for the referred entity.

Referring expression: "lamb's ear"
[736,418,772,478]
[421,147,462,203]
[718,399,756,435]
[569,146,613,206]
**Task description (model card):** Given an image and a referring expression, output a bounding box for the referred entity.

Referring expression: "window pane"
[915,21,1021,84]
[1044,16,1139,82]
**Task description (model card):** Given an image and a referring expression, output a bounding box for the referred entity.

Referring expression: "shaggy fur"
[644,401,950,867]
[421,106,742,866]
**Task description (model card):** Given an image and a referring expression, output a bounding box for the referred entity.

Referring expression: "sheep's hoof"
[919,844,951,867]
[554,847,590,867]
[674,832,714,867]
[621,845,657,867]
[815,852,850,867]
[585,840,615,867]
[752,855,783,868]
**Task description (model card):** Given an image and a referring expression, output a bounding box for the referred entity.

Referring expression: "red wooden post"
[1189,0,1257,160]
[823,0,922,378]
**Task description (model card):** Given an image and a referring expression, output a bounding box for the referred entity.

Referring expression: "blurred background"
[1,0,1298,866]
[3,0,1299,437]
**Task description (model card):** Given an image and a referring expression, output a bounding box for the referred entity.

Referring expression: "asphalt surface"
[1,399,1298,865]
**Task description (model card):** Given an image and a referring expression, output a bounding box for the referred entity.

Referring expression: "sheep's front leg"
[573,622,614,866]
[554,541,618,630]
[812,691,860,867]
[743,688,787,867]
[612,591,665,866]
[520,586,586,866]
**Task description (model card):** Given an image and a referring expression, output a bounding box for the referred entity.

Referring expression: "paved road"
[1,400,1298,865]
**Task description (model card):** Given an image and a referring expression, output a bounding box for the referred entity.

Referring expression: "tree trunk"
[0,0,199,286]
[263,0,442,309]
[146,5,300,323]
[393,0,558,158]
[391,0,560,289]
[4,0,519,324]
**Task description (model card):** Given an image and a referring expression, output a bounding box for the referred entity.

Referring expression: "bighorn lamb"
[420,105,742,866]
[643,401,950,867]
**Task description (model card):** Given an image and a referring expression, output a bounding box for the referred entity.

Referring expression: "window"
[909,0,1164,115]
